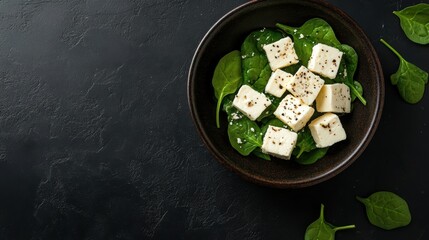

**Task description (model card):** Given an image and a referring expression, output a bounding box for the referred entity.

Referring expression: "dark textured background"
[0,0,427,239]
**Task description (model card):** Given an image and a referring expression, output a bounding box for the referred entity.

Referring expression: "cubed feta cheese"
[286,65,325,105]
[261,125,298,160]
[232,85,272,121]
[263,37,299,71]
[308,113,347,148]
[274,94,315,132]
[316,83,351,113]
[308,43,344,79]
[265,69,294,98]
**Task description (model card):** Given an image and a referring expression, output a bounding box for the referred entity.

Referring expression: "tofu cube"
[316,83,351,113]
[308,113,347,148]
[265,69,294,98]
[263,37,299,71]
[261,125,298,160]
[308,43,344,79]
[232,85,271,121]
[274,94,315,132]
[286,66,325,105]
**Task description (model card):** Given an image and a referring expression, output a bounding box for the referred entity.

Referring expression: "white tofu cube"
[286,66,325,105]
[232,85,271,121]
[265,69,294,98]
[316,84,351,113]
[274,94,315,132]
[308,113,347,148]
[261,125,298,160]
[308,43,344,79]
[263,37,299,71]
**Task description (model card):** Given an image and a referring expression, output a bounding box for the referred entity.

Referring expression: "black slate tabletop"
[0,0,428,239]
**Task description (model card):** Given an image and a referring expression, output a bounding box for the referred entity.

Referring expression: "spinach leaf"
[227,116,263,156]
[252,148,271,161]
[305,204,355,240]
[380,39,428,103]
[356,191,412,230]
[292,128,328,165]
[276,19,367,105]
[212,50,243,128]
[393,3,429,45]
[295,148,329,165]
[241,29,284,92]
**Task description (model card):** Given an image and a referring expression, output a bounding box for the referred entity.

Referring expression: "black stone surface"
[0,0,427,239]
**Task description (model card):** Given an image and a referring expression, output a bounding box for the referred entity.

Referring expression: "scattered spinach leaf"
[393,3,429,45]
[356,191,412,230]
[305,204,356,240]
[241,29,284,92]
[212,50,243,128]
[380,39,428,103]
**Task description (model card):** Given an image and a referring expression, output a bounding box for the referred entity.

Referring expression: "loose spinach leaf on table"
[305,204,355,240]
[212,50,242,128]
[393,3,429,45]
[357,191,412,230]
[276,19,367,105]
[241,29,284,92]
[380,39,428,104]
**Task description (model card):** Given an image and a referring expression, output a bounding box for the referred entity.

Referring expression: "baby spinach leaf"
[212,50,243,128]
[292,128,328,165]
[241,29,284,92]
[356,191,412,230]
[293,128,317,158]
[252,148,271,161]
[393,3,429,45]
[227,116,263,156]
[380,39,428,103]
[305,204,355,240]
[295,148,329,165]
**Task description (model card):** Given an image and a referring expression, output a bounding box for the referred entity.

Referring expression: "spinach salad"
[212,18,366,164]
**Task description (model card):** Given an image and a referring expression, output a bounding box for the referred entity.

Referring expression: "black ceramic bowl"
[188,0,384,188]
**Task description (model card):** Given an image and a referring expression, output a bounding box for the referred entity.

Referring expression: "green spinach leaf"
[252,148,271,161]
[241,29,284,92]
[393,3,429,45]
[227,116,263,156]
[380,39,428,103]
[292,128,328,165]
[212,50,243,128]
[356,191,412,230]
[305,204,355,240]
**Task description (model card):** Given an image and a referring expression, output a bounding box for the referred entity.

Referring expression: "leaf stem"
[348,84,367,106]
[333,224,356,232]
[215,96,223,128]
[275,23,295,35]
[380,39,404,60]
[320,204,325,220]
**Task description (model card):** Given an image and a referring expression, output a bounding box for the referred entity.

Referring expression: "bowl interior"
[188,0,384,188]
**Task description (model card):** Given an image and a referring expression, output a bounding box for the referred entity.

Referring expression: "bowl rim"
[187,0,385,188]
